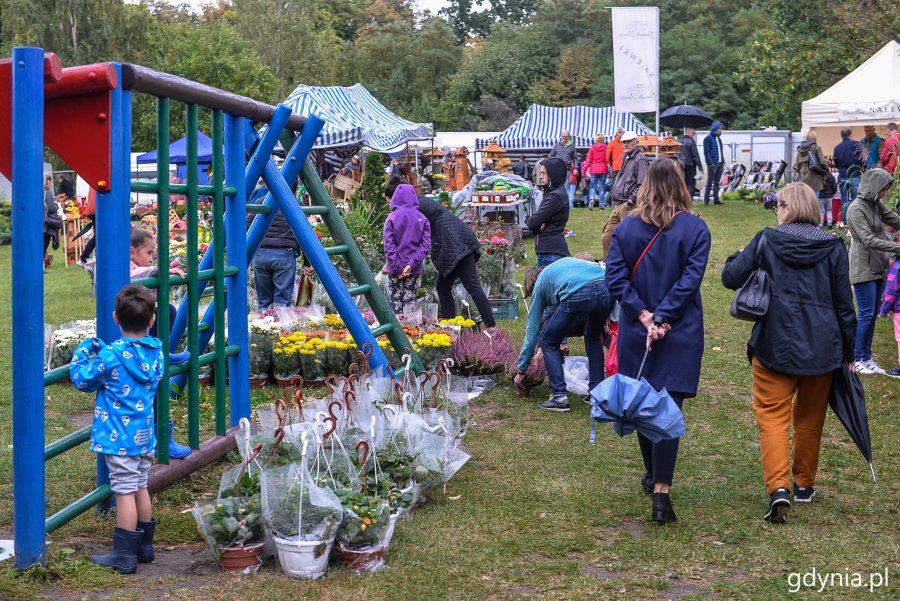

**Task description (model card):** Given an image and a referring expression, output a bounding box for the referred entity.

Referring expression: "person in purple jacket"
[382,184,432,315]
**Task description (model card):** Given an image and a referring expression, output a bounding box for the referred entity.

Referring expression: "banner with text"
[611,6,659,115]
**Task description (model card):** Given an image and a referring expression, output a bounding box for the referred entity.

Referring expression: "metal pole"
[213,110,230,431]
[185,106,200,448]
[11,45,47,570]
[155,97,172,463]
[224,113,249,427]
[92,62,132,507]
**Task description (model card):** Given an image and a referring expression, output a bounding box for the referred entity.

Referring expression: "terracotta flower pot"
[334,540,388,572]
[218,542,264,573]
[249,376,268,389]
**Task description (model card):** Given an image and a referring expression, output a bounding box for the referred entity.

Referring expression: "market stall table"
[462,197,533,227]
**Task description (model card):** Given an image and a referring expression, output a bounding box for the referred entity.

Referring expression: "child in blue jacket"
[70,285,165,574]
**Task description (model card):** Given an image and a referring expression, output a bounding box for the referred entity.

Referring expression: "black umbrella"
[659,104,713,129]
[70,220,94,242]
[828,363,876,482]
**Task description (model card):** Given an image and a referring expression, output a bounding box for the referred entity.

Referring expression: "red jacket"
[607,135,625,172]
[880,132,900,175]
[583,142,609,175]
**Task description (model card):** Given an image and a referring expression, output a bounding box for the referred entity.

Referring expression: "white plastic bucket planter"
[273,536,334,579]
[382,511,400,545]
[407,482,424,507]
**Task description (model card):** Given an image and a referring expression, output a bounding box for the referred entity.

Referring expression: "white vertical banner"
[611,6,659,115]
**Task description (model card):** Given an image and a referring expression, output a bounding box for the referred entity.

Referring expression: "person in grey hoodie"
[846,168,900,375]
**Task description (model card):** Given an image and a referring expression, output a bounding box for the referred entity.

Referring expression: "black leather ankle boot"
[651,492,677,523]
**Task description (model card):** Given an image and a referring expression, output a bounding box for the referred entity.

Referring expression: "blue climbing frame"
[7,47,408,570]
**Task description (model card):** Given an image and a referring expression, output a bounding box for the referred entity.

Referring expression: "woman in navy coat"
[605,158,711,523]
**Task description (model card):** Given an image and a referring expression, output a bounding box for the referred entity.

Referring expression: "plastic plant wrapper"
[261,461,342,542]
[192,495,264,572]
[335,489,391,548]
[249,316,280,379]
[300,350,327,382]
[46,319,96,370]
[466,375,497,400]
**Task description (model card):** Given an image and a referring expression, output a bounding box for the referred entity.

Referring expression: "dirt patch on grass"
[580,562,622,580]
[505,584,539,596]
[472,402,506,429]
[68,411,93,429]
[620,518,644,537]
[659,578,706,599]
[43,543,221,601]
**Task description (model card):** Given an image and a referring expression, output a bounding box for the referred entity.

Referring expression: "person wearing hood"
[382,183,431,315]
[610,131,649,207]
[70,285,174,573]
[527,157,571,266]
[792,130,828,195]
[702,121,725,205]
[846,168,900,375]
[722,183,856,523]
[417,197,496,329]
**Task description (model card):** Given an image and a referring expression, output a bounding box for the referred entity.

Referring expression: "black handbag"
[807,146,828,176]
[730,233,770,321]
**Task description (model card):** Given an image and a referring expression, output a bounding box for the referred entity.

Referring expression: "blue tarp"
[136,131,215,185]
[476,104,652,150]
[282,83,433,151]
[136,131,215,165]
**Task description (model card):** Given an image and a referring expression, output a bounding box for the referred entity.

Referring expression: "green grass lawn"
[0,201,898,600]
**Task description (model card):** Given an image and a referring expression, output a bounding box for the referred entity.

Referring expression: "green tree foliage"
[0,0,896,152]
[738,0,899,131]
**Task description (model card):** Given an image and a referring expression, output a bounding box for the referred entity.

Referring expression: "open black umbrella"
[659,104,713,129]
[828,363,876,482]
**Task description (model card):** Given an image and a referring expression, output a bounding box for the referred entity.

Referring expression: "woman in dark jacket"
[722,182,856,524]
[527,157,570,266]
[606,158,711,524]
[418,198,496,328]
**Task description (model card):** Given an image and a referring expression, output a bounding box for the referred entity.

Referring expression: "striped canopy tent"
[282,83,433,151]
[476,104,652,150]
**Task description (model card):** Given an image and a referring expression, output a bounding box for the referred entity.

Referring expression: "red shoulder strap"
[629,211,684,280]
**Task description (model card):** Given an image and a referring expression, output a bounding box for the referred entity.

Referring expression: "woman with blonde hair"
[605,158,711,523]
[722,182,856,523]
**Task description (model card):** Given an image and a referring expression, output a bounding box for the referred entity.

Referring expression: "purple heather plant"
[451,328,515,376]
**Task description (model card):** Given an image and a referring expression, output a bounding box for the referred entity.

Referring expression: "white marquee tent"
[801,40,899,149]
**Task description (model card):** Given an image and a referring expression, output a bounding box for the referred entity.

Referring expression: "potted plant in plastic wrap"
[249,316,280,387]
[333,487,391,571]
[451,328,515,377]
[413,332,452,370]
[273,332,305,386]
[299,337,327,384]
[195,467,265,574]
[261,437,343,579]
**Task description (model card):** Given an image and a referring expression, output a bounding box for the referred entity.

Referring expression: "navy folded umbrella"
[828,363,876,482]
[588,343,686,444]
[659,104,713,129]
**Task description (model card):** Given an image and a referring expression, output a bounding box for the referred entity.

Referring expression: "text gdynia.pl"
[787,568,889,593]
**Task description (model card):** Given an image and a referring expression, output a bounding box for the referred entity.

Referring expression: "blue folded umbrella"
[589,373,687,444]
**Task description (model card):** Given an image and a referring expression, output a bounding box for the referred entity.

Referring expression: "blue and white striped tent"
[282,83,433,151]
[476,104,652,150]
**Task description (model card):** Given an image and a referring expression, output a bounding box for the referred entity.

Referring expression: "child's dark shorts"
[104,453,154,494]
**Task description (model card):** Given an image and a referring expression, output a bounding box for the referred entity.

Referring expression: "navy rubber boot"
[90,527,142,574]
[168,420,192,459]
[136,518,156,563]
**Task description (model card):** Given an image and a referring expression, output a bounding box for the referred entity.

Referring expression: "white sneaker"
[855,360,875,375]
[864,359,886,375]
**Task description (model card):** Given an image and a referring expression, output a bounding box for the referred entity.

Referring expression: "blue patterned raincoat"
[70,336,164,457]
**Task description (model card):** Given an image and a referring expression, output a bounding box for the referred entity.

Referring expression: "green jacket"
[846,169,900,284]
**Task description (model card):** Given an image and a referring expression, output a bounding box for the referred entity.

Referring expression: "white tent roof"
[801,40,900,129]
